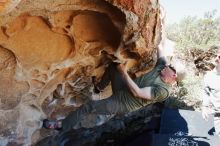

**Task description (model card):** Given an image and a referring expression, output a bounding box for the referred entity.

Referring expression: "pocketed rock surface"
[0,0,162,145]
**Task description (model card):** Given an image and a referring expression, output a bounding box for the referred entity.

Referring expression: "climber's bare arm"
[117,63,153,100]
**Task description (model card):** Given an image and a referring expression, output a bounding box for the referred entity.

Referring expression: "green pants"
[62,63,129,131]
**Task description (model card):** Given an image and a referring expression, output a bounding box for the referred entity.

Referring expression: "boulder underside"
[0,0,161,145]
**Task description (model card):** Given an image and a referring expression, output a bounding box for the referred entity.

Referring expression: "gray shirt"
[203,69,220,111]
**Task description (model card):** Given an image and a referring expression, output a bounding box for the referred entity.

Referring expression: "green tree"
[166,10,220,51]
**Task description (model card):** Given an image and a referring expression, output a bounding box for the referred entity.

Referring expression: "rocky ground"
[35,103,164,146]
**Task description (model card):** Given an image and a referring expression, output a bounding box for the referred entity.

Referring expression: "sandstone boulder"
[0,0,162,145]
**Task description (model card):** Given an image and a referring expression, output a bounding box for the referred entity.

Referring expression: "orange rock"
[0,0,162,145]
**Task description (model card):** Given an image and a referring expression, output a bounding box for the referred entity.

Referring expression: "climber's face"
[160,65,177,84]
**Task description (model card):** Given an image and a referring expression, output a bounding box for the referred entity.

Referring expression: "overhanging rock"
[0,0,162,145]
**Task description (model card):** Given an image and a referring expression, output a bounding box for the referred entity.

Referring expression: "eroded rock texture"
[0,0,162,145]
[191,47,219,74]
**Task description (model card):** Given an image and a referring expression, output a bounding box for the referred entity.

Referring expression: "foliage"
[164,10,220,110]
[166,10,220,51]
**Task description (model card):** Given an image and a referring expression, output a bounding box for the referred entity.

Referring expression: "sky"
[160,0,220,24]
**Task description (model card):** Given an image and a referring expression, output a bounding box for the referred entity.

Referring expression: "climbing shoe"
[42,119,62,131]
